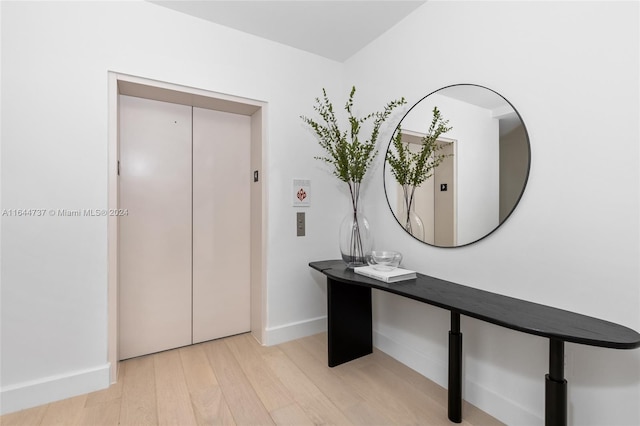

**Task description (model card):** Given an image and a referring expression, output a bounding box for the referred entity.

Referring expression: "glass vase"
[339,205,372,269]
[400,186,425,241]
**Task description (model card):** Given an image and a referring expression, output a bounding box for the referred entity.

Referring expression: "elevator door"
[118,97,251,360]
[414,140,455,245]
[433,141,455,246]
[119,95,193,359]
[192,107,251,343]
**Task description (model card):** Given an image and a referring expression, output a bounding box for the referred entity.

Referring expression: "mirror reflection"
[384,84,530,247]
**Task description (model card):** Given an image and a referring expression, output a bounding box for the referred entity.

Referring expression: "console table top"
[310,260,640,349]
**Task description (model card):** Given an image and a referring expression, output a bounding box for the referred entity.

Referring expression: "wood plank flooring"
[1,333,504,425]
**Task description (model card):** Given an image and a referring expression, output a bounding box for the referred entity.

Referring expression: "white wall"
[0,0,343,413]
[345,1,639,425]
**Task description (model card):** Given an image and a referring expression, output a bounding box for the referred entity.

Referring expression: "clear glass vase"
[400,185,425,241]
[339,204,372,269]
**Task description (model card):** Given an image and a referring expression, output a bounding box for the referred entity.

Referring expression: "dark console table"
[310,260,640,425]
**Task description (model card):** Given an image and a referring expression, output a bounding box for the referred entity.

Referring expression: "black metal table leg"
[545,339,567,426]
[449,312,462,423]
[327,278,373,367]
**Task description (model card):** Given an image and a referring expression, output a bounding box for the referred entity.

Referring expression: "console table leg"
[326,278,373,367]
[448,312,463,423]
[545,339,567,426]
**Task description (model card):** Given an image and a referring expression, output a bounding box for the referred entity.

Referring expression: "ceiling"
[439,85,522,136]
[148,1,426,62]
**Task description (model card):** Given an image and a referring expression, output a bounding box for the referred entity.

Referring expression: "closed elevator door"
[119,95,250,360]
[119,95,192,359]
[192,107,250,343]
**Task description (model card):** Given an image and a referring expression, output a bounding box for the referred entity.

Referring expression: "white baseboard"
[0,363,110,415]
[373,330,542,425]
[264,315,327,346]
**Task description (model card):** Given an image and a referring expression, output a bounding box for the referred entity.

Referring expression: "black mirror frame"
[383,83,532,248]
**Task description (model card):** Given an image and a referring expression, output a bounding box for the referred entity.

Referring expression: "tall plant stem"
[401,184,413,232]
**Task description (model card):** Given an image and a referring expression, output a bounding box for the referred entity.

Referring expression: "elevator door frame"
[107,72,267,383]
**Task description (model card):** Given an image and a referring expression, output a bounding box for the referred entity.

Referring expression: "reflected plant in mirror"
[384,84,530,247]
[386,106,452,240]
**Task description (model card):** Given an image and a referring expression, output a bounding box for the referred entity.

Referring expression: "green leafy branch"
[301,87,406,191]
[386,106,452,189]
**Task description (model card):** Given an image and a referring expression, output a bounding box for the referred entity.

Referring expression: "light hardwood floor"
[1,333,503,426]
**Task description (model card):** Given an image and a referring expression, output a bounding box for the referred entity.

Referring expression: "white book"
[354,266,416,283]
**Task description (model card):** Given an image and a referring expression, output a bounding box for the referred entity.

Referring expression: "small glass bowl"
[367,251,402,271]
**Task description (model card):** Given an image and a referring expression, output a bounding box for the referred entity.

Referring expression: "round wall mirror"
[383,84,530,247]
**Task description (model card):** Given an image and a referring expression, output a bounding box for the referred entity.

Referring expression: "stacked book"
[354,266,416,283]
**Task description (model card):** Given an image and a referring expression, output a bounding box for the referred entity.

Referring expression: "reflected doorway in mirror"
[392,130,457,245]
